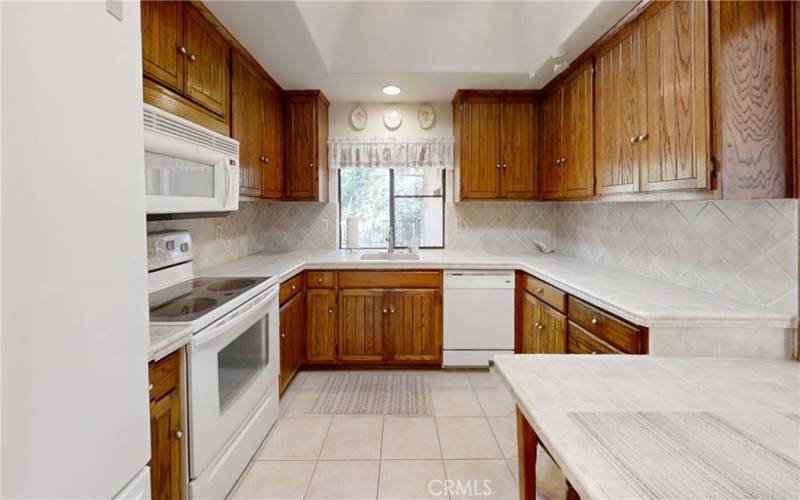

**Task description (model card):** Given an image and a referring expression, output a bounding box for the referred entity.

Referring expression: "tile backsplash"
[147,202,336,270]
[555,199,799,315]
[446,202,556,253]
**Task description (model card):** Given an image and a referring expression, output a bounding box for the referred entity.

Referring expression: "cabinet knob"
[281,333,286,339]
[638,133,649,142]
[503,163,508,169]
[148,383,154,392]
[537,324,544,331]
[591,351,597,355]
[175,430,183,440]
[533,322,540,327]
[383,307,389,314]
[188,53,196,62]
[630,136,638,144]
[291,284,297,291]
[308,162,314,169]
[535,287,543,294]
[317,277,323,284]
[495,163,501,169]
[260,156,266,162]
[389,307,396,314]
[561,157,566,164]
[177,46,187,55]
[328,308,334,315]
[591,316,599,325]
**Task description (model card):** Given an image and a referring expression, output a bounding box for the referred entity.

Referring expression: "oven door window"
[145,151,215,198]
[217,316,268,412]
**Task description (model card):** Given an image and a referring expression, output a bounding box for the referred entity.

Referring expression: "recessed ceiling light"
[382,85,401,96]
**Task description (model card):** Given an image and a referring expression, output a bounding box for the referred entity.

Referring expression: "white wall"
[2,2,151,497]
[329,102,452,138]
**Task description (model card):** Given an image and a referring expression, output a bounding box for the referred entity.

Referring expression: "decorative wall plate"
[383,106,403,130]
[349,105,368,131]
[418,104,435,129]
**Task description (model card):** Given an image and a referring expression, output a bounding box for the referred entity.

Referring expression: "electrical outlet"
[215,224,223,241]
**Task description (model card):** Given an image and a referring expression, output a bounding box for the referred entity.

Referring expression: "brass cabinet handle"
[177,46,187,55]
[591,351,597,355]
[591,316,599,325]
[533,322,540,327]
[502,163,507,169]
[260,156,267,162]
[175,430,183,440]
[561,157,566,163]
[308,162,314,169]
[535,287,544,294]
[389,307,396,314]
[537,324,544,331]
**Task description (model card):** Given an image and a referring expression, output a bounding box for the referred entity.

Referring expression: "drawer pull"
[175,430,183,440]
[291,284,297,291]
[591,316,599,325]
[535,287,544,294]
[317,277,323,284]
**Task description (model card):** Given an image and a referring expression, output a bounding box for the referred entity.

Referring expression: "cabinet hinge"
[593,177,597,188]
[710,156,719,178]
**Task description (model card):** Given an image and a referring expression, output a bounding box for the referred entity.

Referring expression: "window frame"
[338,168,446,250]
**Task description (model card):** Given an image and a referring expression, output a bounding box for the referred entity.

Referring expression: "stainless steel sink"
[359,252,420,261]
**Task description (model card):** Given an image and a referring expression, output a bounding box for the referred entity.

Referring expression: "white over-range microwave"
[144,103,240,215]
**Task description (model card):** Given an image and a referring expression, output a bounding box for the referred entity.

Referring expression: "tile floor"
[228,369,564,500]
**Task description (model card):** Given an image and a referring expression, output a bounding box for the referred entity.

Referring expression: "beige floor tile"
[302,371,335,389]
[231,461,315,500]
[487,416,517,459]
[319,416,383,460]
[432,387,484,417]
[382,417,442,459]
[506,457,519,483]
[258,417,331,460]
[474,387,516,417]
[444,460,518,499]
[305,460,380,500]
[378,460,448,500]
[283,389,331,417]
[436,417,503,459]
[467,370,499,388]
[427,370,471,387]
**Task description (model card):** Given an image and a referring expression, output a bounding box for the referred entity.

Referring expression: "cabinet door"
[231,53,263,197]
[460,97,501,199]
[141,1,184,93]
[306,289,336,361]
[150,389,181,500]
[500,98,537,199]
[338,290,386,361]
[387,290,441,362]
[640,0,709,192]
[184,5,229,117]
[521,293,565,354]
[261,81,284,199]
[595,21,643,194]
[563,63,595,199]
[280,291,305,393]
[285,97,317,200]
[540,88,564,199]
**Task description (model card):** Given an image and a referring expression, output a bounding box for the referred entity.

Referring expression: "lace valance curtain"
[328,137,454,170]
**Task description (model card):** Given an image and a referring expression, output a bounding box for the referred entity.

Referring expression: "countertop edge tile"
[149,324,193,362]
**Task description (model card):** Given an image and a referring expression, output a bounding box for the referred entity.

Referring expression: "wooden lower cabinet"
[148,351,182,500]
[520,291,566,354]
[388,289,441,362]
[338,289,386,361]
[279,290,305,393]
[306,288,337,361]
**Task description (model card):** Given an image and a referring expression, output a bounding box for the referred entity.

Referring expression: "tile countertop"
[494,354,800,499]
[199,249,796,329]
[149,324,192,362]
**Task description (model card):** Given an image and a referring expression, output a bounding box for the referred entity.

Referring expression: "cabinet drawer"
[522,274,566,313]
[567,322,622,354]
[338,271,441,289]
[148,350,180,402]
[306,271,336,289]
[567,297,643,354]
[280,273,304,304]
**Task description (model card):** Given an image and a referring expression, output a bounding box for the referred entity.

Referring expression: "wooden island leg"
[516,407,538,500]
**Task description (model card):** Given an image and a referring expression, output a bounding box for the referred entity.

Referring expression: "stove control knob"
[166,240,176,251]
[180,242,190,253]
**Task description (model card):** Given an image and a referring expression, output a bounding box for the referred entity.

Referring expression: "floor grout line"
[302,410,334,499]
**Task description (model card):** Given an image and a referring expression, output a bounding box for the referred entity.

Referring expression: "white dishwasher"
[443,270,515,367]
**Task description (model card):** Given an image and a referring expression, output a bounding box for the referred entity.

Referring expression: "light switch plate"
[105,0,123,21]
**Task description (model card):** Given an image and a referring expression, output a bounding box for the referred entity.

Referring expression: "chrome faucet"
[386,226,395,253]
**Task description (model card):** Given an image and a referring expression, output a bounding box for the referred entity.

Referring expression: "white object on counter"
[443,270,515,367]
[346,217,360,249]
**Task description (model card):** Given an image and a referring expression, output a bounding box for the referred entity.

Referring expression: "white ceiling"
[205,1,637,103]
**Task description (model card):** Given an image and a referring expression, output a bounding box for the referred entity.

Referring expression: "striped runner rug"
[569,411,800,499]
[306,372,433,416]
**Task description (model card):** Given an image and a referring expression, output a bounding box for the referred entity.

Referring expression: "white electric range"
[148,231,280,500]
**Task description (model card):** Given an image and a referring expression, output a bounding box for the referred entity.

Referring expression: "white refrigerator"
[2,1,152,497]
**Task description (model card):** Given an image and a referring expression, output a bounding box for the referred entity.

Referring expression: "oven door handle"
[190,284,279,350]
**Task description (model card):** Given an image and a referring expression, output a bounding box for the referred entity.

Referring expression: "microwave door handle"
[224,163,235,208]
[191,285,279,350]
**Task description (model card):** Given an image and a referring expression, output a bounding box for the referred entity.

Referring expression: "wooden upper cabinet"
[285,91,329,201]
[231,52,263,197]
[454,91,537,201]
[563,62,595,198]
[141,0,184,93]
[500,97,537,198]
[183,5,229,118]
[595,21,643,195]
[388,289,441,362]
[640,0,709,192]
[261,81,284,199]
[459,95,502,199]
[306,288,336,361]
[338,290,386,361]
[540,87,565,200]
